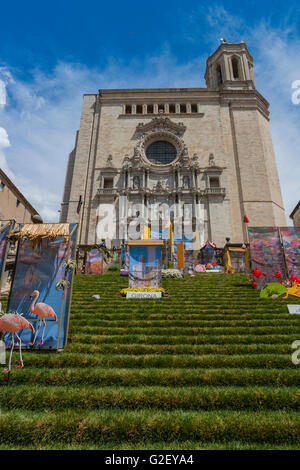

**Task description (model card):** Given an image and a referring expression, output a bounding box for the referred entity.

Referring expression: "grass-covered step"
[70,313,296,321]
[66,342,293,355]
[5,352,298,369]
[69,333,300,345]
[68,319,300,328]
[1,385,300,411]
[2,367,300,387]
[1,409,300,446]
[68,325,300,336]
[4,441,300,450]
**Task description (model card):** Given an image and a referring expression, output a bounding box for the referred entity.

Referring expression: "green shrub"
[107,264,121,271]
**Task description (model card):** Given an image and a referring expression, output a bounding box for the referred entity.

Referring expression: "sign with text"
[288,305,300,314]
[126,291,162,298]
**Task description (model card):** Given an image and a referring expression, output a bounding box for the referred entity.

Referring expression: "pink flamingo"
[0,314,34,372]
[29,290,57,346]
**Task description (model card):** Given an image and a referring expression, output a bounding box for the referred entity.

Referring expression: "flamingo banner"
[4,223,77,351]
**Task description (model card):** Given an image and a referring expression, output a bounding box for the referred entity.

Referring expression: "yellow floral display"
[120,287,165,296]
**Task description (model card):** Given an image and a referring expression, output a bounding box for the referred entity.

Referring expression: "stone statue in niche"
[192,153,199,165]
[106,154,114,167]
[122,154,130,168]
[154,178,169,192]
[209,153,216,166]
[133,145,141,163]
[133,175,140,189]
[182,175,190,189]
[182,145,188,157]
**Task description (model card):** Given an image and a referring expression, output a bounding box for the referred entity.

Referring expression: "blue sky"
[0,0,299,222]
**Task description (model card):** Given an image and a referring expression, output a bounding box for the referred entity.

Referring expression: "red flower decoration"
[252,281,257,288]
[290,275,297,282]
[252,269,262,278]
[275,271,281,279]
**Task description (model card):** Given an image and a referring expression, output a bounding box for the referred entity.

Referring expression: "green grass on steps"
[0,272,300,449]
[2,367,300,387]
[1,385,300,411]
[70,333,300,345]
[66,342,293,355]
[1,409,300,445]
[3,352,297,369]
[3,441,300,450]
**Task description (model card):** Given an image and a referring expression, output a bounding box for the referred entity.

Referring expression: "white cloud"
[0,81,6,108]
[0,127,10,148]
[0,127,14,179]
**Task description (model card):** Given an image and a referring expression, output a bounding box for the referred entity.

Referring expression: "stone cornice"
[97,88,270,118]
[96,165,227,172]
[118,113,205,119]
[205,42,253,65]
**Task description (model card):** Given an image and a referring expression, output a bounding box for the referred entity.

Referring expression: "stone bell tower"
[204,40,255,90]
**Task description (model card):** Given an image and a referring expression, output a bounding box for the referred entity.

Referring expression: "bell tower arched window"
[232,57,239,79]
[216,65,223,86]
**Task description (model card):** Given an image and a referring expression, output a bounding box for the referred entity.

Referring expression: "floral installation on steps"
[120,287,165,296]
[161,269,182,278]
[248,269,300,299]
[195,261,221,272]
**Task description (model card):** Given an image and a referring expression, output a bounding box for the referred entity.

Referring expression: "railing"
[97,188,117,195]
[203,187,226,196]
[98,187,226,196]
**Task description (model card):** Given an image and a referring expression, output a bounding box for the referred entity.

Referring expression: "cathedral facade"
[60,41,286,247]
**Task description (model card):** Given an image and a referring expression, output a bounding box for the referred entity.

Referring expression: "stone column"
[177,168,181,188]
[191,170,195,188]
[194,170,198,188]
[173,168,176,189]
[144,194,148,222]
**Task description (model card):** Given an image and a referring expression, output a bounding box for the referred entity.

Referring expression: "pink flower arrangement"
[195,264,206,272]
